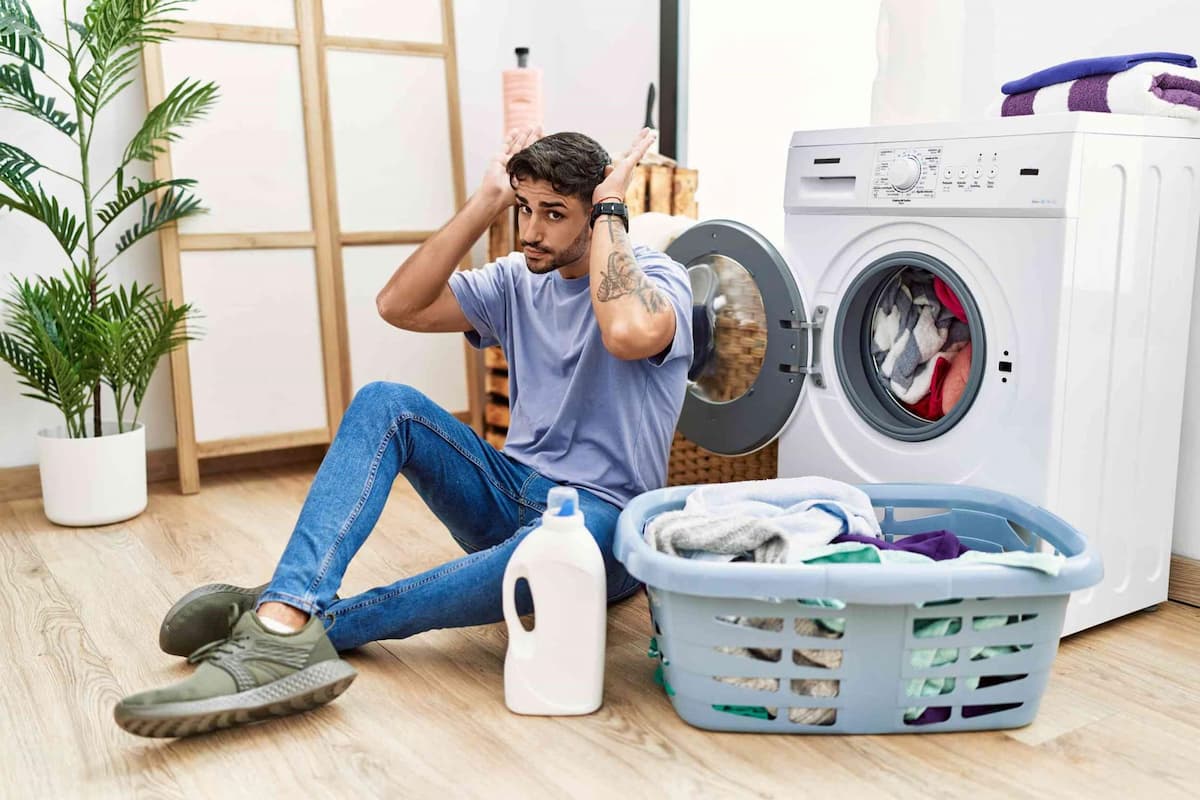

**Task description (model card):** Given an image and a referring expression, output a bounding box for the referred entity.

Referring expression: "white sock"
[257,613,299,634]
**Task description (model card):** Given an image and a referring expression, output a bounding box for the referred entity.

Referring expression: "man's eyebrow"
[514,193,567,209]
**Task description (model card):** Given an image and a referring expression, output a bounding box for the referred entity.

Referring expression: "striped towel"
[998,61,1200,119]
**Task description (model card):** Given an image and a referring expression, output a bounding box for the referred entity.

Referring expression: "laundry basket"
[613,483,1103,734]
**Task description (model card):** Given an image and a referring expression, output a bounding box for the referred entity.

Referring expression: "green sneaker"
[159,583,268,657]
[117,609,356,738]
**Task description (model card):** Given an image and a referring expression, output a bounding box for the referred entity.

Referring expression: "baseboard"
[1,443,327,503]
[1,408,474,503]
[1170,554,1200,608]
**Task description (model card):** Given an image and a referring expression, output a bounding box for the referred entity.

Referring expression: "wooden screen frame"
[143,0,470,493]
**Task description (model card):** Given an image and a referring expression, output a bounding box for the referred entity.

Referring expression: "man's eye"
[519,205,531,215]
[548,211,563,221]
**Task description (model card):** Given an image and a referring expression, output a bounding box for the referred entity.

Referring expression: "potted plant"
[0,0,214,526]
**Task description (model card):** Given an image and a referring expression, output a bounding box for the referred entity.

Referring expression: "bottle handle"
[502,562,534,649]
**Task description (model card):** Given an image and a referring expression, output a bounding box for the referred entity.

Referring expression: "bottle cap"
[545,486,579,518]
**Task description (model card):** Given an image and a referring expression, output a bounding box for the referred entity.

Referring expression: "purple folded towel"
[1002,51,1196,95]
[998,60,1200,119]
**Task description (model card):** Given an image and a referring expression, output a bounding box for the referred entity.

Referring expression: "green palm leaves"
[0,0,212,436]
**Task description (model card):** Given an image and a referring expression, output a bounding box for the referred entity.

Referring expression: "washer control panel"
[938,149,1002,195]
[872,146,941,201]
[790,132,1074,214]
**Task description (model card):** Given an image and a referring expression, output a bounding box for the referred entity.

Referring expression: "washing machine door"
[666,219,809,456]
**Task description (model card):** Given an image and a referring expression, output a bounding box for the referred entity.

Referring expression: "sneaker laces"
[185,602,250,665]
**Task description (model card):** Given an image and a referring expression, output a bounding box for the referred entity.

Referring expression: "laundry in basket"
[615,481,1102,734]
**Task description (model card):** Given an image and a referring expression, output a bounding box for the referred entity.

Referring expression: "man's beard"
[522,227,590,274]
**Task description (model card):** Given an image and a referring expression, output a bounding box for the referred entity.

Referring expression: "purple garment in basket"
[1001,51,1196,94]
[909,678,1024,726]
[831,530,971,561]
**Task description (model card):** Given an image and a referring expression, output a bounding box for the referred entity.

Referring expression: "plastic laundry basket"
[613,483,1104,734]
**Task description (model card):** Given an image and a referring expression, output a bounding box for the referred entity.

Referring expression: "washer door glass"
[835,252,986,441]
[687,253,767,404]
[666,220,807,456]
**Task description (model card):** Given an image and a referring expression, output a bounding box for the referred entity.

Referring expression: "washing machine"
[667,112,1200,635]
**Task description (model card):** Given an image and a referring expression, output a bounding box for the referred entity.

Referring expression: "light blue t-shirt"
[448,245,693,508]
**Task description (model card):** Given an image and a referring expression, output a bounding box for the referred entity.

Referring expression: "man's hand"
[591,127,657,205]
[480,126,542,205]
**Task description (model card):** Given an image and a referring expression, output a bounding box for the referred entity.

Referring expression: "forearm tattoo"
[596,215,669,314]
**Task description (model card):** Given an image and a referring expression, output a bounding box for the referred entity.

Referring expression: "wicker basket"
[667,433,779,486]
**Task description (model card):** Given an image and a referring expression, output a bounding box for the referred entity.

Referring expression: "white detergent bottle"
[502,486,607,715]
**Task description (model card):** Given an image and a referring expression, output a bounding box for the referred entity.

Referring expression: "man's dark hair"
[507,132,611,205]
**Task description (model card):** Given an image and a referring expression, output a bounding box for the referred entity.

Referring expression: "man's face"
[513,177,591,274]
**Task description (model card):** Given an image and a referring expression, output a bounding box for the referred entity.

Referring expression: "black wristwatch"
[590,200,629,231]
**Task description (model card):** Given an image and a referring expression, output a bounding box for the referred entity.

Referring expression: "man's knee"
[350,381,433,418]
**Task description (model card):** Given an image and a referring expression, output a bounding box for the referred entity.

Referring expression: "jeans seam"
[306,418,400,597]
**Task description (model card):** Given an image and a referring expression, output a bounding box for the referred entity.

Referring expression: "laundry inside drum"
[687,254,768,404]
[868,266,974,423]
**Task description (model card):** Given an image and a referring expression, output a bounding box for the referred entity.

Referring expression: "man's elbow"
[376,293,415,329]
[602,321,664,361]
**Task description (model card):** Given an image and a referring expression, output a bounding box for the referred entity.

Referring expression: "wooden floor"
[2,463,1198,799]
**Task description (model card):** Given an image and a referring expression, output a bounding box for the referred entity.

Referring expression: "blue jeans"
[256,381,642,651]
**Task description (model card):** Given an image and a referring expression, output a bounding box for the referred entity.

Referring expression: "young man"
[114,127,693,737]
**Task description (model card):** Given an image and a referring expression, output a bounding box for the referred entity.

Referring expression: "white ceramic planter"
[37,420,147,527]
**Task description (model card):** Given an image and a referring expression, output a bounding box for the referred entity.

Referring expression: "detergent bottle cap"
[544,486,581,522]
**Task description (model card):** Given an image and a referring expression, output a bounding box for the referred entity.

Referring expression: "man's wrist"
[593,193,624,205]
[473,184,512,214]
[590,199,630,231]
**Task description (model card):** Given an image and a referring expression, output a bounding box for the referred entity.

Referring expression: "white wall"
[453,0,659,214]
[0,0,659,468]
[680,0,880,248]
[871,0,1200,125]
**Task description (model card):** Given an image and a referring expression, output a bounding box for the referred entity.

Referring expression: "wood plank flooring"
[2,463,1197,799]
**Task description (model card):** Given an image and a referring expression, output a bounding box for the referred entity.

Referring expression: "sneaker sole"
[158,583,268,657]
[114,659,358,738]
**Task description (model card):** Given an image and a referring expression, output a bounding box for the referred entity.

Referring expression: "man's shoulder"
[468,251,525,283]
[495,251,527,271]
[633,244,685,273]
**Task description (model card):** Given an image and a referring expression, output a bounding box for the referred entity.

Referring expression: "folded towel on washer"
[643,476,881,564]
[1001,52,1196,95]
[872,270,969,402]
[998,60,1200,118]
